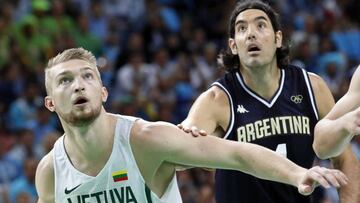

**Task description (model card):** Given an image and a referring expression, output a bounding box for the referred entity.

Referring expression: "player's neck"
[62,112,117,176]
[239,61,281,101]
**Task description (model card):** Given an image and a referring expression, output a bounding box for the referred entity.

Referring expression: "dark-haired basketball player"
[180,1,359,202]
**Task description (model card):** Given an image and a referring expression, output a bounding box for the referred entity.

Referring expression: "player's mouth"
[73,96,89,106]
[247,44,261,55]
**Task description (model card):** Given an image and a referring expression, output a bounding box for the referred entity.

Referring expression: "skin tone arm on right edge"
[35,152,55,203]
[310,72,360,203]
[313,66,360,159]
[133,119,348,196]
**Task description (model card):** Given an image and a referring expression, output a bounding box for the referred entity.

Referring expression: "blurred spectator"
[102,0,145,31]
[116,32,146,69]
[0,132,21,186]
[173,53,196,122]
[72,14,102,57]
[14,15,51,71]
[30,106,58,149]
[192,42,218,91]
[7,81,42,132]
[88,1,108,42]
[0,62,24,110]
[15,192,32,203]
[8,158,38,203]
[115,51,157,99]
[35,131,61,160]
[6,129,36,165]
[143,10,169,54]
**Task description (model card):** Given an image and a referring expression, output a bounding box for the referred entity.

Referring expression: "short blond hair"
[45,47,102,94]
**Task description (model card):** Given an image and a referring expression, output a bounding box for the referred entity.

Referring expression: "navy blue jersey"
[213,65,319,203]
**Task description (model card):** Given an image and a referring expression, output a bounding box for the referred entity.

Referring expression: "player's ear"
[275,31,283,48]
[44,96,55,112]
[101,87,108,103]
[229,38,238,55]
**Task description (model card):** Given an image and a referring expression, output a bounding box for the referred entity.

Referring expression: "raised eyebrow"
[254,16,268,23]
[235,20,246,27]
[81,67,93,71]
[81,67,98,75]
[55,67,93,79]
[235,16,268,26]
[55,71,71,80]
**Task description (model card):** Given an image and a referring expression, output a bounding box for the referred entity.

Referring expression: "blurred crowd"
[0,0,359,202]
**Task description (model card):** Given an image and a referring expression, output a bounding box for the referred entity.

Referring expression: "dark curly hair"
[218,0,290,72]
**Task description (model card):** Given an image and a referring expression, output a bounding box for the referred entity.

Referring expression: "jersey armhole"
[211,82,235,139]
[301,70,319,120]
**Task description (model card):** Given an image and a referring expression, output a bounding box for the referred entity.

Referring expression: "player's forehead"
[235,9,270,24]
[49,59,95,78]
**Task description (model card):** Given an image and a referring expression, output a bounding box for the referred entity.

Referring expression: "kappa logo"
[291,95,303,104]
[237,105,249,113]
[65,184,81,194]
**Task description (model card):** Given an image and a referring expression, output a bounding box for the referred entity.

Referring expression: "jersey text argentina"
[237,115,311,142]
[213,66,319,203]
[53,115,182,203]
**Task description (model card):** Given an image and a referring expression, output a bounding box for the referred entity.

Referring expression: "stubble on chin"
[59,106,102,127]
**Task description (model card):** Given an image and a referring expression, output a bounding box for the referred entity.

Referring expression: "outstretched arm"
[310,71,360,202]
[135,120,348,196]
[314,66,360,158]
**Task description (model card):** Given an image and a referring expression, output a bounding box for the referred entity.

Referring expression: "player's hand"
[297,166,348,196]
[342,107,360,137]
[177,124,208,137]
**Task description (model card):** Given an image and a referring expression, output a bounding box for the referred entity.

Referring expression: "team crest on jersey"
[237,105,249,113]
[112,170,128,182]
[290,95,303,104]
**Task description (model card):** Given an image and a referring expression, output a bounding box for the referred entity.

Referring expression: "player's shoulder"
[132,119,170,139]
[306,71,328,92]
[131,118,163,146]
[37,150,54,177]
[36,150,55,202]
[200,85,229,107]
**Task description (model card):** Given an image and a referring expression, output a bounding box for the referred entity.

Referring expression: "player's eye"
[84,72,93,80]
[238,25,247,32]
[258,22,266,29]
[59,77,72,85]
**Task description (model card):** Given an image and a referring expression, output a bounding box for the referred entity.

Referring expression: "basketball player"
[35,48,347,203]
[179,1,360,202]
[314,65,360,158]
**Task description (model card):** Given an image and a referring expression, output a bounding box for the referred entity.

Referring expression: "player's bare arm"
[180,86,230,137]
[314,66,360,158]
[310,72,360,203]
[35,151,55,203]
[131,119,348,197]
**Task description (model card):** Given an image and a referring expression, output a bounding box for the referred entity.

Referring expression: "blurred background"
[0,0,359,202]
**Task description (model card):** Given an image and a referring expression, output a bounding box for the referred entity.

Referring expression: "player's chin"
[69,110,99,126]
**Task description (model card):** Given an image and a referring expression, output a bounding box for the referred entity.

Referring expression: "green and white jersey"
[53,115,182,203]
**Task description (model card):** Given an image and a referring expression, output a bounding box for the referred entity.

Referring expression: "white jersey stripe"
[235,69,285,108]
[301,69,319,120]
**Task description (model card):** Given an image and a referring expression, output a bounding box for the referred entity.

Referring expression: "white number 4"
[275,143,287,157]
